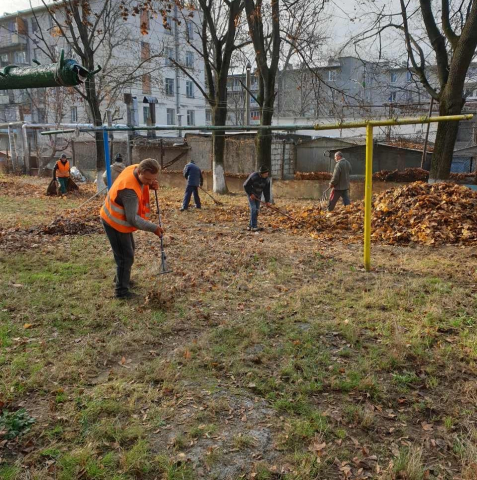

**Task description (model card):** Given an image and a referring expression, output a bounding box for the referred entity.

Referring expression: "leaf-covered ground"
[0,175,476,480]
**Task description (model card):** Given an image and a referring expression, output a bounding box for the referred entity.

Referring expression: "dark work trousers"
[102,219,135,297]
[328,189,351,211]
[57,177,68,194]
[182,185,201,209]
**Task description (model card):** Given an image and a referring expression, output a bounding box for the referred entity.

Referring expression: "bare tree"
[353,0,477,180]
[166,0,248,193]
[244,0,281,171]
[31,0,164,185]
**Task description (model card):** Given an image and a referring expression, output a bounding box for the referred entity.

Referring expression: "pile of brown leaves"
[372,168,430,182]
[264,182,477,245]
[449,172,475,181]
[294,171,332,180]
[41,207,103,235]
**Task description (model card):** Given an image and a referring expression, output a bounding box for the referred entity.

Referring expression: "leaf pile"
[372,168,429,182]
[294,171,332,180]
[41,207,103,235]
[258,182,477,246]
[449,171,475,181]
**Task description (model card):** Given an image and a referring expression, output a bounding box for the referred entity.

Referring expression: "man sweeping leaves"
[100,159,164,299]
[243,165,271,231]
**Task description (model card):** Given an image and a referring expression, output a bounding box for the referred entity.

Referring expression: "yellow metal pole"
[364,123,373,272]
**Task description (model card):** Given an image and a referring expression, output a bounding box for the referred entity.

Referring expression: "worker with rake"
[180,159,203,211]
[328,151,352,211]
[243,165,272,231]
[100,158,164,300]
[53,153,71,195]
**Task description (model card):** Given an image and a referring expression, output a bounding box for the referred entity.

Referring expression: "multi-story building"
[0,2,207,145]
[224,56,477,144]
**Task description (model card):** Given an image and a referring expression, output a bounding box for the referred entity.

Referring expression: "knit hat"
[259,165,270,174]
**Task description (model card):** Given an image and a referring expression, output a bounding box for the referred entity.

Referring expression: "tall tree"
[170,0,248,193]
[244,0,280,172]
[32,0,162,185]
[354,0,477,180]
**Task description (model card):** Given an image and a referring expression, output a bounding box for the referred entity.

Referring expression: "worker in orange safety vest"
[100,158,164,299]
[53,153,70,194]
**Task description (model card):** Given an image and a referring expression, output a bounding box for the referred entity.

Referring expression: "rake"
[199,186,223,205]
[319,187,331,210]
[259,200,307,227]
[154,189,172,275]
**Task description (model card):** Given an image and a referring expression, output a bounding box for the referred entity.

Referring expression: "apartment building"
[0,2,207,131]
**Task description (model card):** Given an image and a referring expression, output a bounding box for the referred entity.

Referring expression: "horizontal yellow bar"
[313,114,473,130]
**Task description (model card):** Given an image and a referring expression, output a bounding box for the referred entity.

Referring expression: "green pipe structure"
[0,50,98,90]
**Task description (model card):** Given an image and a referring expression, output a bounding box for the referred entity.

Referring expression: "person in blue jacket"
[180,160,203,211]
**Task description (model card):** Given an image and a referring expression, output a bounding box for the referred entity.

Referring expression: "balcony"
[0,33,28,51]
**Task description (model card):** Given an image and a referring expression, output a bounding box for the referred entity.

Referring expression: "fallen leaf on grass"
[421,421,434,431]
[23,323,34,329]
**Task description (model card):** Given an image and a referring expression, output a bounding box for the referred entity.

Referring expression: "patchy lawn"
[0,175,476,480]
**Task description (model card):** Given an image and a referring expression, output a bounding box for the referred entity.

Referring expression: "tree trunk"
[256,106,273,172]
[256,76,276,172]
[429,92,464,181]
[212,105,228,194]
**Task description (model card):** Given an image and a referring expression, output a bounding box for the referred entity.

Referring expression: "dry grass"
[0,175,476,480]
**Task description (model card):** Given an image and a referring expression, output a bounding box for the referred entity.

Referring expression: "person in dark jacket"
[243,165,271,231]
[180,160,203,211]
[328,151,352,211]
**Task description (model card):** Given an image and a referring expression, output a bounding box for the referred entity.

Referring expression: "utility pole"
[245,63,251,127]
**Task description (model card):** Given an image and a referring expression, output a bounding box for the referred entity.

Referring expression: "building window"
[165,16,173,34]
[406,71,412,82]
[186,110,195,126]
[328,70,337,82]
[186,20,194,40]
[14,51,27,64]
[31,18,39,33]
[185,51,194,68]
[390,71,398,83]
[36,107,46,123]
[143,105,150,124]
[141,42,150,61]
[140,9,149,32]
[165,47,174,66]
[142,74,151,94]
[206,109,212,122]
[389,91,397,102]
[166,108,175,125]
[71,106,78,123]
[186,80,194,98]
[165,78,174,96]
[251,110,260,120]
[0,53,9,65]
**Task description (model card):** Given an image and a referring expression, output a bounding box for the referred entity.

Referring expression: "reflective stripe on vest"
[56,160,70,178]
[100,164,151,233]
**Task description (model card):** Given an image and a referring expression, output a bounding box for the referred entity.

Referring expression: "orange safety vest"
[100,164,151,233]
[56,160,70,178]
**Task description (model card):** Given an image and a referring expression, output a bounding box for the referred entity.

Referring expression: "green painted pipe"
[0,50,97,90]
